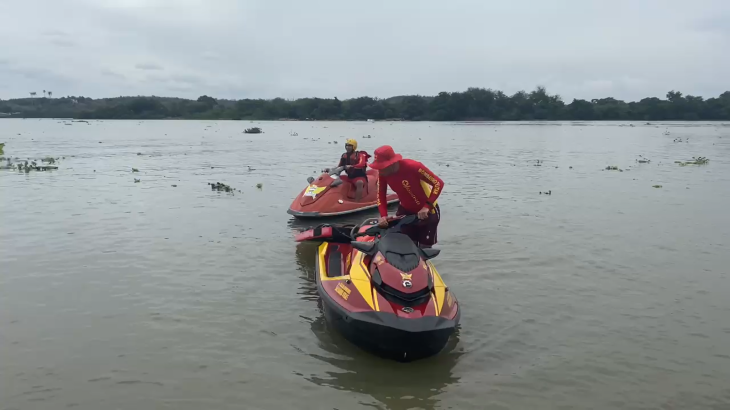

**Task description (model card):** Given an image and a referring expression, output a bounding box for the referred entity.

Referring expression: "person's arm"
[377,175,388,217]
[337,155,345,168]
[417,162,444,209]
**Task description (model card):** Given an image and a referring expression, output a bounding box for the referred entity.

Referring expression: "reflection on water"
[294,241,462,410]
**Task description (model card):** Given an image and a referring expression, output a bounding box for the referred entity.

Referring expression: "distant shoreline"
[2,87,729,121]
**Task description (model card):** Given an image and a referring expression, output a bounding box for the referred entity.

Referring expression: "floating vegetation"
[636,155,651,164]
[256,183,263,189]
[244,127,262,134]
[678,157,709,166]
[539,190,552,195]
[652,185,663,188]
[362,134,373,139]
[209,182,234,193]
[172,184,177,187]
[132,168,139,172]
[3,155,59,172]
[137,152,143,156]
[605,166,620,171]
[134,178,141,183]
[0,143,4,155]
[290,131,299,136]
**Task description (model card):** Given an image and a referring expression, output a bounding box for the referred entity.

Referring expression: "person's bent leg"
[355,180,364,201]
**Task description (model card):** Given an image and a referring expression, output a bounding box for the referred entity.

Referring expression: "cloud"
[1,0,730,100]
[100,68,126,80]
[135,63,164,71]
[50,38,76,47]
[43,30,68,37]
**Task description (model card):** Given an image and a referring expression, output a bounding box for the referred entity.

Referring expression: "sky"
[1,0,729,102]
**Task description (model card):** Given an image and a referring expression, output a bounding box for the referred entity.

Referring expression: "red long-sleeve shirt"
[377,159,444,216]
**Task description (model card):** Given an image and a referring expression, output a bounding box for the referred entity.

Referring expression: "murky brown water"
[2,119,730,410]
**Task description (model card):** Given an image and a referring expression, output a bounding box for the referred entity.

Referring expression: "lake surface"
[1,119,730,410]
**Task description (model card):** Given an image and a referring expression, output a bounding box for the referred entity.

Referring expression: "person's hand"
[345,165,352,170]
[417,207,430,220]
[378,216,389,228]
[323,168,330,173]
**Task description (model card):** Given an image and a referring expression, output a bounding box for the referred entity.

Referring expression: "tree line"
[2,87,730,121]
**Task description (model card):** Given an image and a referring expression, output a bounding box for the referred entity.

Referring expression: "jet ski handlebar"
[322,166,345,176]
[353,215,419,238]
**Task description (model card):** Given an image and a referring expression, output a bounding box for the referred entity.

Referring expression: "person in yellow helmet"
[327,138,370,201]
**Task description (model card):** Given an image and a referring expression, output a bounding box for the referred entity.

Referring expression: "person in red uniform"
[369,145,444,248]
[327,138,370,201]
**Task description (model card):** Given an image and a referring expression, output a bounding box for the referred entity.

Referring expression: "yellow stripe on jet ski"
[318,242,350,281]
[349,252,375,309]
[372,288,380,311]
[428,261,446,315]
[318,243,375,309]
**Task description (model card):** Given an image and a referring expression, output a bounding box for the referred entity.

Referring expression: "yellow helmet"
[345,138,357,150]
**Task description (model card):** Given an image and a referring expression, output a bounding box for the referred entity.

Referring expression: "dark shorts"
[396,204,440,247]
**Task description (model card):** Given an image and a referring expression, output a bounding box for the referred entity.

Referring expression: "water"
[1,119,730,410]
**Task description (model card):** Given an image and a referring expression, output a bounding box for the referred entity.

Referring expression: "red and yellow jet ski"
[295,215,460,362]
[287,167,399,218]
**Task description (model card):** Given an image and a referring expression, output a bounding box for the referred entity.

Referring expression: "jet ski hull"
[319,280,460,362]
[309,234,460,362]
[288,169,399,218]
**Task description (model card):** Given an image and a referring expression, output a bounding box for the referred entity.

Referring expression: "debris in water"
[652,185,662,188]
[256,183,263,189]
[678,157,709,166]
[244,127,262,134]
[172,185,177,187]
[134,178,141,183]
[539,190,552,195]
[132,168,139,172]
[209,182,234,193]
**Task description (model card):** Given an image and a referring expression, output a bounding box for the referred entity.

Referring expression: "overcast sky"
[1,0,729,101]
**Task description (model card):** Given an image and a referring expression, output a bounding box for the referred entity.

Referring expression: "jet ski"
[295,215,460,362]
[287,167,399,218]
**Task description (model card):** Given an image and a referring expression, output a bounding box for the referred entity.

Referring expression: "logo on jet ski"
[303,185,326,198]
[400,272,413,288]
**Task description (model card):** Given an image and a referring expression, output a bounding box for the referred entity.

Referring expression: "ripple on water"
[1,120,729,409]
